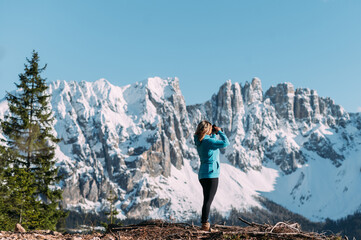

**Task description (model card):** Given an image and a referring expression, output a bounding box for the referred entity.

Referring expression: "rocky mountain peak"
[1,77,360,223]
[144,77,181,102]
[264,82,349,127]
[242,77,263,104]
[265,82,295,121]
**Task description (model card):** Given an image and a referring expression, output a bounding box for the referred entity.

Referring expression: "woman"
[194,120,229,231]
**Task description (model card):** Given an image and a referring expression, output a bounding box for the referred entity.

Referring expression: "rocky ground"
[0,230,115,240]
[0,219,346,240]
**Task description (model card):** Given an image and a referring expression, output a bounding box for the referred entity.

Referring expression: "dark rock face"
[304,132,345,167]
[265,82,295,120]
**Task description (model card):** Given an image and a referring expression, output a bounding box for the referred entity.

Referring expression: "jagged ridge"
[0,77,360,222]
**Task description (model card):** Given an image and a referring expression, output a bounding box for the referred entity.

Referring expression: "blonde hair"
[195,120,212,142]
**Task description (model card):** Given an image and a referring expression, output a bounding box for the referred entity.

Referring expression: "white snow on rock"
[0,77,360,223]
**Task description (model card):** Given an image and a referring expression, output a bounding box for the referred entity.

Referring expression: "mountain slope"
[0,77,360,222]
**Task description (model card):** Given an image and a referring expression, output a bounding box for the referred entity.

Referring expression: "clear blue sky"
[1,0,361,112]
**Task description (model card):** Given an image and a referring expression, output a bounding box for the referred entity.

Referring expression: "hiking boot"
[201,222,210,231]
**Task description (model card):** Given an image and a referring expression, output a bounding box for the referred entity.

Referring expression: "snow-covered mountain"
[188,78,361,221]
[0,77,360,222]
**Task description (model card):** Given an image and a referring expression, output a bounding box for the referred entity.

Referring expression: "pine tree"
[0,142,34,230]
[0,143,13,230]
[105,190,119,225]
[1,50,66,230]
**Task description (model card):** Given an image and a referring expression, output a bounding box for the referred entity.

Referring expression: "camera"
[212,124,222,135]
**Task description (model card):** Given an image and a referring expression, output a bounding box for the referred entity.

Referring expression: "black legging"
[199,178,219,223]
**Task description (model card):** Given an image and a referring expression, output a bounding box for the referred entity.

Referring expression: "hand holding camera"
[212,125,222,135]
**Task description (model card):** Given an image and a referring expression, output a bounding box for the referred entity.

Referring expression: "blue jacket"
[194,131,230,179]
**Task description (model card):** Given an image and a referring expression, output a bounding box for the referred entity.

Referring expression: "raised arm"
[207,130,230,149]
